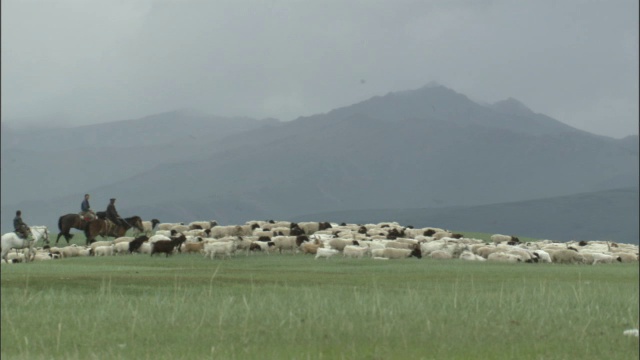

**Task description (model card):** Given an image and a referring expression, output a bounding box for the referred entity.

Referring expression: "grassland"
[2,240,638,359]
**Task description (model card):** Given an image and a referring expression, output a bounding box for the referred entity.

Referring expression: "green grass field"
[2,238,638,360]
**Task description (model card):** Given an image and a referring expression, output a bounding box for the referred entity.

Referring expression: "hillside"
[291,187,639,245]
[1,85,637,235]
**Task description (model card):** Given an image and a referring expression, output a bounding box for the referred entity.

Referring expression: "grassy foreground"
[1,253,638,360]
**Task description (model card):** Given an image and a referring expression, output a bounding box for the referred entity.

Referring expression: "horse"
[84,216,144,245]
[1,226,50,263]
[57,213,89,244]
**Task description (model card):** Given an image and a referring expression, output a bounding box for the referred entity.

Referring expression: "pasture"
[1,241,638,360]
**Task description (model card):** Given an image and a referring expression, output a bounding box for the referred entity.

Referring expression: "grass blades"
[2,253,638,359]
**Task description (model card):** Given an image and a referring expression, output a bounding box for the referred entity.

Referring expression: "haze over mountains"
[2,84,638,243]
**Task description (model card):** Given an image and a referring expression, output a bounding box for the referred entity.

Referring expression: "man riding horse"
[80,194,96,221]
[13,210,30,239]
[106,198,129,228]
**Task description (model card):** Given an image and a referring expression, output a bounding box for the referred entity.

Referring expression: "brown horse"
[57,213,89,244]
[84,216,144,245]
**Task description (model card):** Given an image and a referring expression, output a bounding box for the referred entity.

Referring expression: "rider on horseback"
[13,210,29,239]
[106,198,129,228]
[80,194,96,221]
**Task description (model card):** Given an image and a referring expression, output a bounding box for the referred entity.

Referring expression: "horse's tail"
[58,216,63,232]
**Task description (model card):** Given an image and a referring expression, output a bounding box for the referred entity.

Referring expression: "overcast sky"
[1,0,637,138]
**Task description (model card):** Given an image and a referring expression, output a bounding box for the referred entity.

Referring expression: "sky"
[1,0,638,138]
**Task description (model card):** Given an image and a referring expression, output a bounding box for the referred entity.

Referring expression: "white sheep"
[113,236,135,244]
[59,245,80,258]
[156,222,184,231]
[315,248,340,260]
[149,234,171,243]
[137,242,152,255]
[487,252,522,263]
[342,245,369,259]
[616,253,638,263]
[114,242,131,255]
[433,231,453,240]
[589,253,618,265]
[272,236,298,254]
[203,241,236,259]
[459,250,486,261]
[90,241,114,253]
[429,250,453,260]
[532,250,552,263]
[549,249,585,264]
[188,220,217,230]
[491,234,520,244]
[94,245,115,256]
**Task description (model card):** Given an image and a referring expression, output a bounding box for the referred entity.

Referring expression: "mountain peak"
[491,97,535,117]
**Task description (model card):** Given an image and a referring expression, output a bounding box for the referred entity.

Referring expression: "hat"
[110,198,116,201]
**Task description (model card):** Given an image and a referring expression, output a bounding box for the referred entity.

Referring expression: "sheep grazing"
[181,241,205,254]
[429,250,453,260]
[433,231,453,240]
[188,220,217,230]
[371,247,422,259]
[590,253,618,265]
[315,248,340,260]
[490,234,520,245]
[149,234,172,243]
[128,236,149,253]
[272,236,298,254]
[150,235,187,257]
[343,245,369,259]
[89,240,114,253]
[549,249,585,264]
[203,241,237,259]
[328,238,359,252]
[532,250,552,263]
[459,250,486,262]
[114,242,131,255]
[113,236,135,244]
[487,252,521,263]
[156,222,184,231]
[94,245,115,257]
[616,253,638,263]
[300,242,322,255]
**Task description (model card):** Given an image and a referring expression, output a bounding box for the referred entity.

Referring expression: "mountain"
[290,187,639,245]
[0,110,281,205]
[1,85,637,236]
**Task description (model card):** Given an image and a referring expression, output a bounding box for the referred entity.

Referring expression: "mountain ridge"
[1,84,637,237]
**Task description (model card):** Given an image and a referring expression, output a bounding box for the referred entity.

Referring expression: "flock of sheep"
[2,219,639,265]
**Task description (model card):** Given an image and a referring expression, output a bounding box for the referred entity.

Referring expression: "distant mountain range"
[291,187,639,244]
[2,84,637,243]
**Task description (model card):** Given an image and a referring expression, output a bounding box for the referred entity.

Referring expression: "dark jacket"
[106,203,120,221]
[81,199,90,212]
[14,216,26,231]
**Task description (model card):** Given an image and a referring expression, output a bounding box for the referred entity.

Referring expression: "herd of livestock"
[1,219,639,265]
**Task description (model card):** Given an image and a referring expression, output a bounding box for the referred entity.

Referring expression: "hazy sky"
[2,0,638,138]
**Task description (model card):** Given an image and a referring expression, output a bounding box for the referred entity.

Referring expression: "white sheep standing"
[203,241,236,259]
[94,245,115,257]
[549,249,585,264]
[342,245,369,259]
